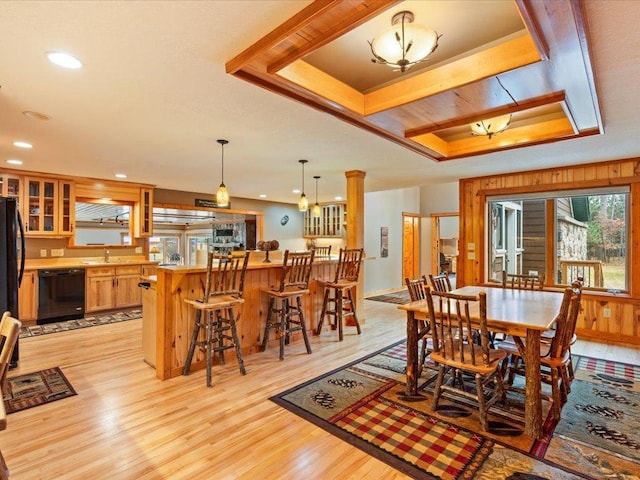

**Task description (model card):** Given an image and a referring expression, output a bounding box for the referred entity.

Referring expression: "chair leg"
[183,309,203,376]
[336,289,344,342]
[206,313,214,388]
[348,288,361,335]
[567,348,575,382]
[260,297,276,352]
[297,296,312,354]
[316,288,330,335]
[228,308,247,375]
[475,373,489,431]
[431,366,446,411]
[551,368,562,420]
[216,310,226,366]
[279,299,287,361]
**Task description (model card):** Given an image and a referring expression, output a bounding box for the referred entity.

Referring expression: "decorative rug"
[3,367,77,414]
[365,290,412,305]
[272,341,640,479]
[19,308,142,338]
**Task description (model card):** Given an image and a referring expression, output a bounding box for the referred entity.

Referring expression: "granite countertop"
[24,257,159,270]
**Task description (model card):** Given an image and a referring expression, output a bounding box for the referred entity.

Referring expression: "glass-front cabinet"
[0,173,21,203]
[25,177,57,234]
[303,203,345,237]
[58,180,75,235]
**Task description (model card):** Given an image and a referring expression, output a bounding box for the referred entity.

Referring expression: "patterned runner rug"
[3,367,76,414]
[19,308,142,338]
[272,341,640,479]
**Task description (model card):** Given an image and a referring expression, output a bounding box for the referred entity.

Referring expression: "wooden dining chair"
[424,288,508,431]
[261,250,315,359]
[183,251,250,387]
[428,272,452,292]
[316,248,364,342]
[404,276,432,378]
[499,287,579,420]
[0,311,22,480]
[502,271,545,290]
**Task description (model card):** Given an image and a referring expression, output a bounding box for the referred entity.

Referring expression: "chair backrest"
[0,312,21,389]
[275,250,315,292]
[502,271,545,290]
[312,245,332,258]
[333,248,364,283]
[202,251,250,300]
[425,288,491,367]
[547,288,580,359]
[405,275,429,301]
[428,272,452,292]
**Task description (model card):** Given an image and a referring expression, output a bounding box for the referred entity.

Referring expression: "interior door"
[431,212,459,276]
[402,213,420,283]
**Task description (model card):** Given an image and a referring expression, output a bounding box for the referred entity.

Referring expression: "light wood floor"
[3,299,639,480]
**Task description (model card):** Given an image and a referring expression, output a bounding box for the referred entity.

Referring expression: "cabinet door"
[86,276,116,312]
[116,274,142,307]
[18,270,37,321]
[0,173,22,205]
[141,265,157,277]
[58,180,75,235]
[24,177,58,235]
[134,187,153,237]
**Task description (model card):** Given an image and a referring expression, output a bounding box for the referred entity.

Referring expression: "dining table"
[398,285,565,439]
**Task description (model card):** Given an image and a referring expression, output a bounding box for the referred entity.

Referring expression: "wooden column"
[346,170,366,319]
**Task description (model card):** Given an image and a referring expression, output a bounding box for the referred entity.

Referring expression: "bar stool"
[260,250,315,360]
[316,247,364,341]
[183,251,250,387]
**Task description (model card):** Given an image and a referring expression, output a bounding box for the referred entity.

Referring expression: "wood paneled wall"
[459,158,640,346]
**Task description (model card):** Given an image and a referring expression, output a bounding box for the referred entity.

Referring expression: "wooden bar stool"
[183,251,250,387]
[260,250,315,360]
[316,247,364,342]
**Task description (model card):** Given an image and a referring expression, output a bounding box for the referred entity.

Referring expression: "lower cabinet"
[18,270,38,321]
[86,265,142,312]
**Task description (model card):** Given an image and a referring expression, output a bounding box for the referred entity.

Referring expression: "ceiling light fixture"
[47,51,83,69]
[6,159,23,165]
[312,176,321,218]
[22,111,50,121]
[369,11,440,73]
[13,141,32,149]
[298,159,309,212]
[216,139,230,207]
[470,114,512,139]
[115,173,127,179]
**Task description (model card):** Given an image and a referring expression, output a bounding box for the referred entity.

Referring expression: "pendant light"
[312,175,321,217]
[216,139,230,207]
[298,159,309,211]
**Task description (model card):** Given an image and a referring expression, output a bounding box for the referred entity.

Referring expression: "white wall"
[261,204,307,252]
[363,187,420,294]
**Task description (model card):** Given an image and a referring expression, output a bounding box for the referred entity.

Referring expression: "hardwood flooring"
[3,299,638,479]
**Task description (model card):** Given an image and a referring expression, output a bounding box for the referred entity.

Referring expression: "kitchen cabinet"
[23,177,75,236]
[141,265,157,277]
[0,173,21,204]
[303,203,345,238]
[18,270,37,322]
[134,187,153,237]
[86,265,142,312]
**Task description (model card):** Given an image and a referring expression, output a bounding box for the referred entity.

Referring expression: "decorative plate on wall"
[280,215,289,226]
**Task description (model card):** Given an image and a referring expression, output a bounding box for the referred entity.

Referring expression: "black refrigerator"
[0,196,25,368]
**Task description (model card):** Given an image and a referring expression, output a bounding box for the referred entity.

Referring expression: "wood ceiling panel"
[225,0,602,161]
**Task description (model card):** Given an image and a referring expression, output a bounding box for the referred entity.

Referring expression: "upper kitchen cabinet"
[133,187,153,237]
[0,173,21,204]
[24,177,76,236]
[303,203,345,238]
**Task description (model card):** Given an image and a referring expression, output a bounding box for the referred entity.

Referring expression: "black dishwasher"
[38,268,86,324]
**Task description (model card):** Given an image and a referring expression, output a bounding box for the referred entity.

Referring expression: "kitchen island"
[150,254,338,380]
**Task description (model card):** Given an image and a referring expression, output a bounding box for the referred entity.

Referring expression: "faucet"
[104,249,110,263]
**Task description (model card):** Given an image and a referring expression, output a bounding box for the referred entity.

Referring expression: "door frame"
[431,212,459,275]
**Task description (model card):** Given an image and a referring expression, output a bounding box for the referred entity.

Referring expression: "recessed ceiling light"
[23,111,50,121]
[13,141,32,149]
[7,159,23,165]
[292,189,301,194]
[335,196,343,201]
[115,173,127,179]
[259,194,267,198]
[47,51,83,69]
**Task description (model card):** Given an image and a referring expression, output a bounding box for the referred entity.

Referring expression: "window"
[487,187,629,291]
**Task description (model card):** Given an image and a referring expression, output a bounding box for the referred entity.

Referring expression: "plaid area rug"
[19,308,142,338]
[271,341,605,479]
[3,367,76,414]
[365,290,412,305]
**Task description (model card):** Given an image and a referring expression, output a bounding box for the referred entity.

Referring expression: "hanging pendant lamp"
[298,159,309,211]
[216,139,230,207]
[312,176,321,217]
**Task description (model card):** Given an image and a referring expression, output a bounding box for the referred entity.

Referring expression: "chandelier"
[470,114,512,139]
[298,159,308,212]
[216,139,230,207]
[369,11,440,73]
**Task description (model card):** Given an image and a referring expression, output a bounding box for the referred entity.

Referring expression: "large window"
[487,187,629,291]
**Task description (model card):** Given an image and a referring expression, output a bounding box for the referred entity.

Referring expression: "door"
[431,213,459,276]
[402,213,420,282]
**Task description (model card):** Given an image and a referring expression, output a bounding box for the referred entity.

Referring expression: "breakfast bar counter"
[151,255,337,380]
